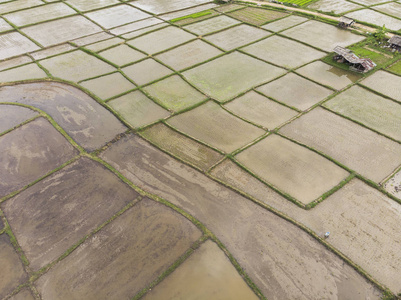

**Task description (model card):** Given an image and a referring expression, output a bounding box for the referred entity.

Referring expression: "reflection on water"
[327,65,361,82]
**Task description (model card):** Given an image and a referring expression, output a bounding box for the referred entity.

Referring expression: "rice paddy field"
[0,0,401,299]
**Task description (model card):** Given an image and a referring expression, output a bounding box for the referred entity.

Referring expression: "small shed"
[388,35,401,52]
[333,46,376,73]
[338,16,355,28]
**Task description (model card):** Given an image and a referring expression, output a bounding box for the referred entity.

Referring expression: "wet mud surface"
[0,82,127,151]
[99,134,381,299]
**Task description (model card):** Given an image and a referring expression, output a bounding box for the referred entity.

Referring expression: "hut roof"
[333,46,376,71]
[388,35,401,46]
[339,16,354,25]
[333,46,360,63]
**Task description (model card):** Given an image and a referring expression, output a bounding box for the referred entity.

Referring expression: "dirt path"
[240,0,394,37]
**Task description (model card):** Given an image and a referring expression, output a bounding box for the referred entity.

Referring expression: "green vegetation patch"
[387,59,401,75]
[227,6,287,26]
[171,10,214,23]
[322,39,398,74]
[280,0,316,7]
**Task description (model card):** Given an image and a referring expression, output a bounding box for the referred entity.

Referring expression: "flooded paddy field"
[0,0,400,299]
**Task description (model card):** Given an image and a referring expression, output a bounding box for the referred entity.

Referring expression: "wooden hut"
[338,16,355,28]
[388,35,401,52]
[333,46,376,73]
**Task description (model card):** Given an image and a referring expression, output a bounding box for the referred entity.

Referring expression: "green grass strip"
[171,11,213,23]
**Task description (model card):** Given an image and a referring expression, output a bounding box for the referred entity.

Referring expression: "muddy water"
[156,40,222,71]
[0,82,127,151]
[236,134,349,204]
[0,32,40,60]
[205,24,269,51]
[296,61,361,90]
[224,90,298,129]
[184,15,240,36]
[143,240,259,300]
[132,0,212,14]
[127,26,195,55]
[0,235,28,299]
[324,85,401,141]
[99,44,146,66]
[85,5,150,29]
[80,72,135,100]
[0,117,79,198]
[122,59,172,86]
[140,123,223,171]
[108,90,170,128]
[307,0,362,14]
[8,288,35,300]
[2,157,138,270]
[99,134,381,299]
[361,70,401,103]
[0,63,47,83]
[35,198,202,300]
[0,105,38,133]
[167,101,265,153]
[4,3,76,27]
[183,51,285,102]
[282,20,365,52]
[262,15,308,32]
[280,107,401,182]
[40,50,115,82]
[242,35,325,69]
[21,16,102,47]
[143,75,207,112]
[347,9,401,31]
[257,72,333,110]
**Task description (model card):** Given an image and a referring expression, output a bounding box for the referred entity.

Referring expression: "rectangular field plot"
[167,101,265,153]
[346,9,401,31]
[22,16,102,47]
[296,179,401,294]
[373,2,401,17]
[80,73,135,100]
[122,59,173,86]
[66,0,120,12]
[99,45,147,67]
[351,0,388,5]
[227,7,287,26]
[236,134,349,205]
[296,61,361,90]
[156,40,222,71]
[140,123,223,171]
[0,32,39,60]
[257,73,333,110]
[224,91,298,129]
[204,24,269,51]
[281,20,365,52]
[242,35,325,69]
[4,3,76,27]
[108,90,170,128]
[360,70,401,103]
[183,52,285,102]
[143,75,207,112]
[184,15,240,36]
[280,107,401,182]
[40,50,115,82]
[85,5,151,29]
[307,0,362,14]
[324,85,401,141]
[262,15,308,32]
[132,0,212,15]
[127,26,195,54]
